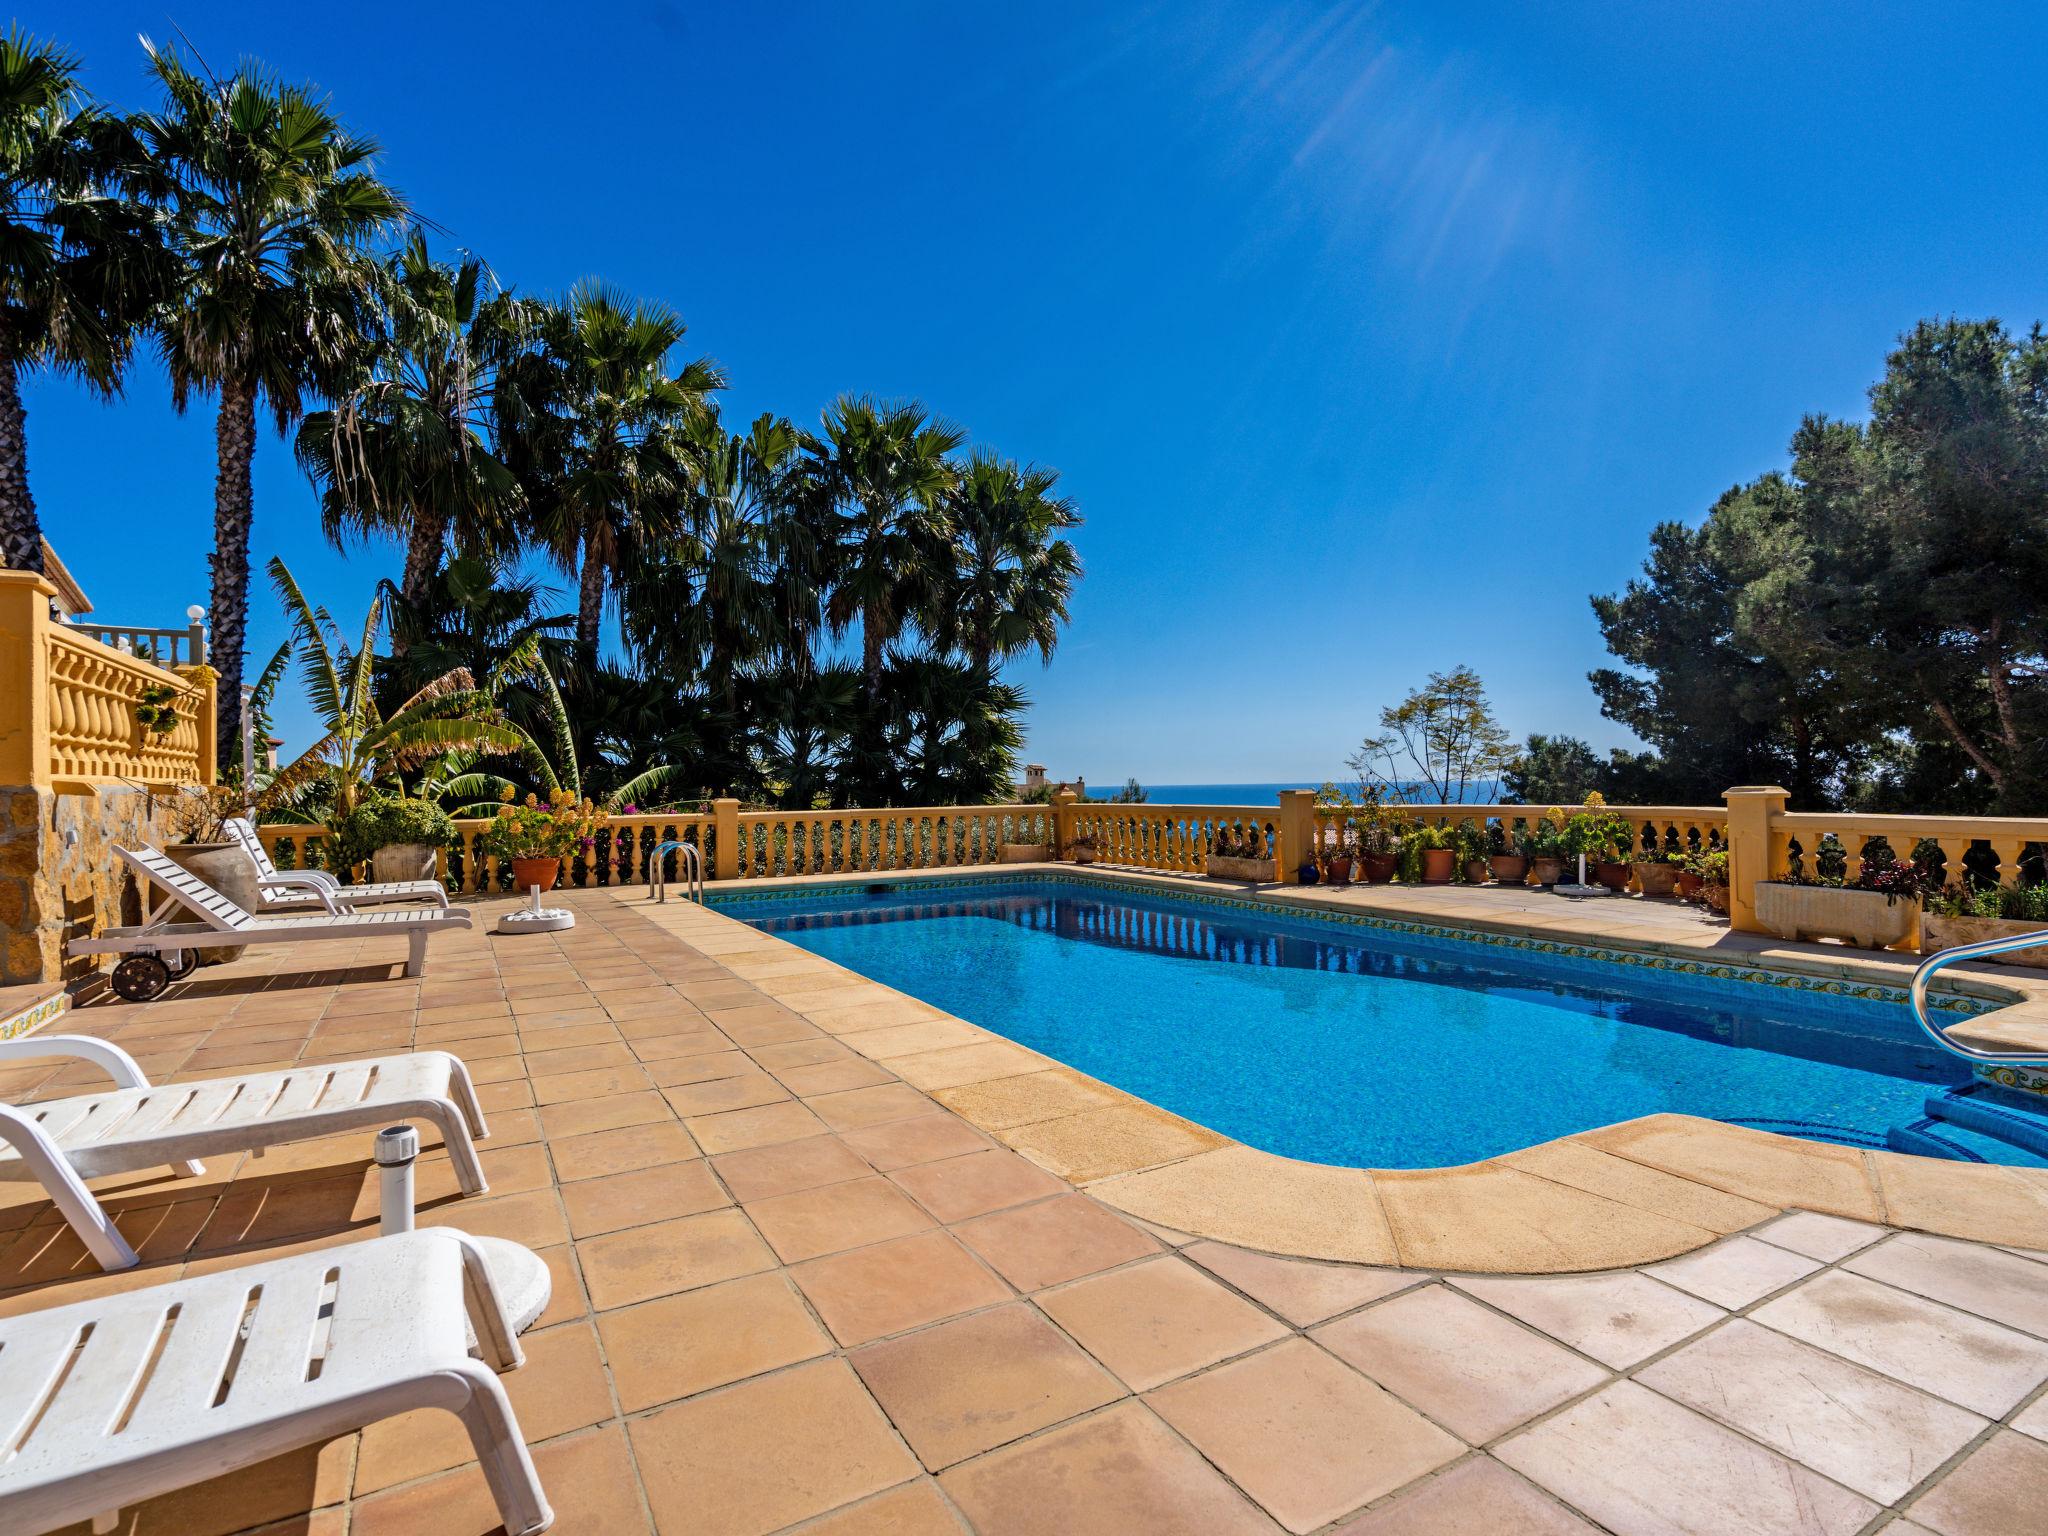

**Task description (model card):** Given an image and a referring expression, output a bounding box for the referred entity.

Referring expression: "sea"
[1127,781,1508,806]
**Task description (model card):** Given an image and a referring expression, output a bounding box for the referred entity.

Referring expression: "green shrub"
[332,796,458,876]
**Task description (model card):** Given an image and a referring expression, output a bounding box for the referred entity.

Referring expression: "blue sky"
[26,2,2048,785]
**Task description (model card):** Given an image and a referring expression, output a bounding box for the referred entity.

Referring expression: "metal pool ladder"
[1908,928,2048,1066]
[648,840,704,903]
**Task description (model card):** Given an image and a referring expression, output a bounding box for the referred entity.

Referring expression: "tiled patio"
[4,887,2047,1535]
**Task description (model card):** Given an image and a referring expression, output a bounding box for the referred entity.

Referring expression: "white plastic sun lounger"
[69,845,473,1000]
[0,1032,491,1271]
[225,817,450,913]
[0,1227,553,1536]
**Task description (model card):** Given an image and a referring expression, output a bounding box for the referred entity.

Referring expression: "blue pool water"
[721,877,2048,1170]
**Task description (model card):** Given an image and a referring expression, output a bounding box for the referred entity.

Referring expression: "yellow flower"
[499,784,516,804]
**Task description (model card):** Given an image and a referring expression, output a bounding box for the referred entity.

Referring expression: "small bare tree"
[1349,665,1516,804]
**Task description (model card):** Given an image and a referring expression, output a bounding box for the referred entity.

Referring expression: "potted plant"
[1559,797,1634,890]
[1354,792,1408,884]
[479,791,601,892]
[1452,820,1492,884]
[1206,825,1276,882]
[1692,849,1731,912]
[1312,785,1355,886]
[1920,881,2048,967]
[1631,845,1685,898]
[1067,831,1101,866]
[1754,858,1936,950]
[332,794,458,884]
[1400,823,1457,884]
[157,785,264,960]
[1523,819,1567,887]
[1488,823,1529,886]
[1674,847,1714,900]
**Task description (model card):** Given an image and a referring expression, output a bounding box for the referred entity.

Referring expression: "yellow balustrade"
[0,571,215,792]
[1310,803,1729,859]
[1056,796,1283,877]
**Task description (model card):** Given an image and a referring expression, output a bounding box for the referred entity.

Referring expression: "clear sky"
[25,2,2048,785]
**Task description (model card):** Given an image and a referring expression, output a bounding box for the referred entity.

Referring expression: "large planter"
[1674,869,1705,900]
[1922,913,2048,969]
[1529,856,1564,887]
[1205,855,1275,883]
[1488,854,1528,886]
[1462,857,1490,885]
[1359,852,1398,884]
[1070,847,1099,865]
[1701,882,1730,914]
[1756,882,1917,950]
[1633,860,1681,898]
[1420,849,1456,884]
[163,843,257,962]
[510,856,562,893]
[1322,856,1354,887]
[372,842,439,884]
[999,842,1050,864]
[1593,860,1633,892]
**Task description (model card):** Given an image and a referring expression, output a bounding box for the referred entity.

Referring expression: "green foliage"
[330,794,455,873]
[476,791,599,861]
[1350,666,1515,805]
[1925,881,2048,922]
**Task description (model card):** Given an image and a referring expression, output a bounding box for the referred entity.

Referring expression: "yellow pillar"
[1723,785,1788,934]
[713,797,740,880]
[1053,789,1078,859]
[1275,790,1317,885]
[195,675,219,785]
[0,572,56,790]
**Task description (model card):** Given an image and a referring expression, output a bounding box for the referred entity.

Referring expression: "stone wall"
[0,784,172,985]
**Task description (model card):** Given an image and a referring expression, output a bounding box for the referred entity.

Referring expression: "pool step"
[1921,1085,2048,1161]
[1885,1121,1990,1162]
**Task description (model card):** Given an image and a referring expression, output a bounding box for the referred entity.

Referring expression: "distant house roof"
[40,541,90,618]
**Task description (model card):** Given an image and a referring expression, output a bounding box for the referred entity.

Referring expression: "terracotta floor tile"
[549,1121,700,1182]
[1752,1269,2048,1417]
[1905,1428,2048,1536]
[792,1479,965,1535]
[350,1423,649,1536]
[938,1401,1275,1536]
[712,1134,873,1202]
[661,1071,790,1117]
[1845,1230,2048,1336]
[1645,1234,1823,1309]
[1313,1284,1609,1443]
[1452,1271,1723,1369]
[1754,1209,1889,1262]
[561,1159,729,1237]
[629,1358,920,1536]
[519,1040,636,1076]
[1496,1380,1878,1536]
[598,1270,833,1411]
[578,1206,777,1310]
[1638,1318,1986,1504]
[839,1113,995,1170]
[530,1064,653,1105]
[743,1175,934,1262]
[747,1037,855,1071]
[851,1303,1125,1468]
[774,1057,898,1096]
[648,1049,755,1087]
[956,1195,1159,1291]
[416,1187,570,1249]
[889,1149,1069,1223]
[1333,1456,1599,1534]
[629,1028,733,1061]
[353,1321,613,1493]
[808,1081,941,1131]
[537,1090,671,1139]
[1182,1241,1421,1326]
[793,1230,1012,1346]
[686,1100,828,1154]
[1147,1338,1462,1533]
[1038,1255,1289,1392]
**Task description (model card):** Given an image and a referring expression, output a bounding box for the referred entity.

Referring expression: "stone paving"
[1,887,2046,1534]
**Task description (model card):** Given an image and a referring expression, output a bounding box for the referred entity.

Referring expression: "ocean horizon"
[1112,781,1509,806]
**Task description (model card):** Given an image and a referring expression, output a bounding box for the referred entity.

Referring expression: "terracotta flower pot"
[1530,856,1564,887]
[1323,856,1354,887]
[1488,854,1528,886]
[511,856,561,893]
[1360,852,1398,884]
[1593,860,1633,892]
[1462,857,1490,885]
[1674,869,1705,900]
[1633,860,1681,897]
[1421,848,1456,884]
[1701,882,1730,913]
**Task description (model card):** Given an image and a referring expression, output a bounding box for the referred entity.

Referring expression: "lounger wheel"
[110,954,171,1002]
[162,948,199,978]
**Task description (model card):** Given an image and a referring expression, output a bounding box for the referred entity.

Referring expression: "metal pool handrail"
[1908,928,2048,1066]
[648,839,703,903]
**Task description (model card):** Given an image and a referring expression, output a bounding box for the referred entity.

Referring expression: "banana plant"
[262,556,531,824]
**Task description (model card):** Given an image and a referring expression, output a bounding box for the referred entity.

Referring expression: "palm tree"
[262,557,525,825]
[297,232,530,613]
[809,395,963,702]
[137,38,406,764]
[497,283,722,660]
[0,29,166,571]
[935,450,1082,673]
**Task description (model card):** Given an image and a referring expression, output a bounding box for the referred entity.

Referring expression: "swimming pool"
[718,876,2048,1170]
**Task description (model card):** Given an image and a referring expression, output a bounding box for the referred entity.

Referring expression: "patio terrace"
[4,884,2047,1535]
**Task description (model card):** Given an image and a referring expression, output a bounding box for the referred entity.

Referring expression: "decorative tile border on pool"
[707,867,1996,1017]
